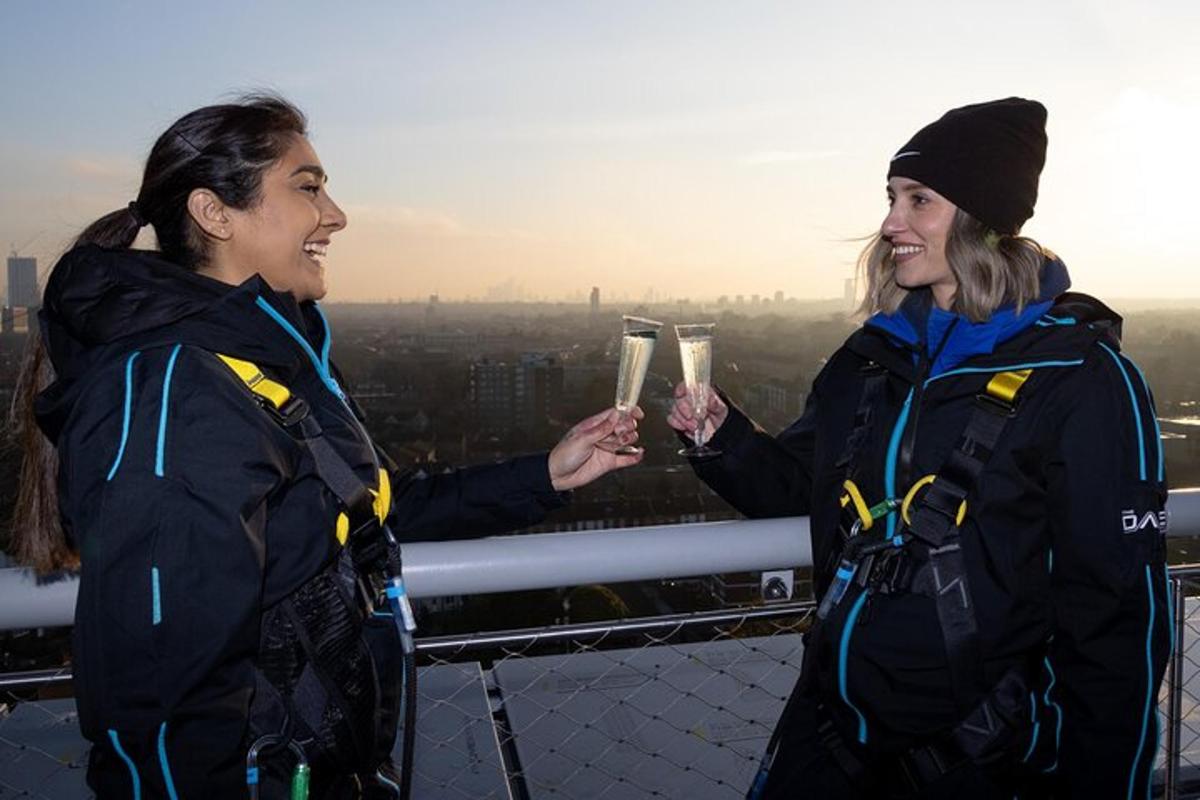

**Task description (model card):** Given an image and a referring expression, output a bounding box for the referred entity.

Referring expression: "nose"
[880,204,906,239]
[322,193,348,233]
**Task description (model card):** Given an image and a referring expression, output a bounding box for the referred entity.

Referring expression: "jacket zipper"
[896,318,959,494]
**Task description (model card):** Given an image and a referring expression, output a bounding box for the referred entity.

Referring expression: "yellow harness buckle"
[984,369,1032,407]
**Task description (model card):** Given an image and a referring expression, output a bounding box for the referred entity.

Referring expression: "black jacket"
[693,261,1170,797]
[37,245,566,797]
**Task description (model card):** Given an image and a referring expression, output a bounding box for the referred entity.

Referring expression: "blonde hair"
[856,209,1048,323]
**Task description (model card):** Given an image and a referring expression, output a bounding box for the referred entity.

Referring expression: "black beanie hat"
[887,97,1048,235]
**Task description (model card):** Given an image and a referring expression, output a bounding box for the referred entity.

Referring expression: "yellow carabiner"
[840,480,875,531]
[901,474,967,527]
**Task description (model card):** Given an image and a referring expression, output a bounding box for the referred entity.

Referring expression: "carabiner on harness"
[819,483,900,619]
[246,735,310,800]
[840,480,896,532]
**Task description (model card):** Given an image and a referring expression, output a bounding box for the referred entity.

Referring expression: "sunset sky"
[3,1,1199,303]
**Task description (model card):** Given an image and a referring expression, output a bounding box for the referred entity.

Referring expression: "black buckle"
[974,392,1018,418]
[262,395,310,428]
[869,549,914,594]
[895,739,966,790]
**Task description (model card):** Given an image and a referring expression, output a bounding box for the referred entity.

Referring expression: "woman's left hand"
[548,407,645,491]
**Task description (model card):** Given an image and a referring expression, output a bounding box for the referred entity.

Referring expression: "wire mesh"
[411,603,811,799]
[1164,567,1200,797]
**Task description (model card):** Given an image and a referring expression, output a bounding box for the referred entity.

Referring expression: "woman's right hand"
[667,381,729,441]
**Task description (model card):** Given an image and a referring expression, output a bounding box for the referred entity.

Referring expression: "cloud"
[62,156,140,181]
[738,149,842,166]
[342,204,467,236]
[342,204,552,244]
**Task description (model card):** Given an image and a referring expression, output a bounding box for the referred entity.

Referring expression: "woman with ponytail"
[12,94,643,798]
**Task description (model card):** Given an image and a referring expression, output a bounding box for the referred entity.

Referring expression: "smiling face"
[882,177,958,310]
[222,135,347,302]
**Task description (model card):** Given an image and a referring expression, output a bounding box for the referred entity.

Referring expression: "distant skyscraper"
[589,286,600,319]
[844,277,856,307]
[425,293,440,327]
[774,290,784,305]
[6,255,37,309]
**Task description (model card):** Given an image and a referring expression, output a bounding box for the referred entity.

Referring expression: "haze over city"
[3,1,1199,303]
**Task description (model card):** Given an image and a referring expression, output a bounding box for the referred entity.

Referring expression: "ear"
[186,188,232,240]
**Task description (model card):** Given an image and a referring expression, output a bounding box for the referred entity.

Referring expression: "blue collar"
[864,258,1071,376]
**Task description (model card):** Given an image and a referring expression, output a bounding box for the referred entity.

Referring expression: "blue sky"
[4,1,1199,301]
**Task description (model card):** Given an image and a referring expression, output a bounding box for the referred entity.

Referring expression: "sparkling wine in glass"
[675,323,720,458]
[613,315,663,454]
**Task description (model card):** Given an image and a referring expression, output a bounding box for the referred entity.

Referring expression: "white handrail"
[1,489,1197,632]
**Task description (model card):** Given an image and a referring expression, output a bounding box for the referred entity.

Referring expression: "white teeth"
[893,244,923,256]
[303,242,328,258]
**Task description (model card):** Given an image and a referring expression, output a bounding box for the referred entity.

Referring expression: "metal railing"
[2,488,1200,798]
[4,486,1199,630]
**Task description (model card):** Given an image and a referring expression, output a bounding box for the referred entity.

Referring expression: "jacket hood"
[863,256,1074,376]
[36,244,339,441]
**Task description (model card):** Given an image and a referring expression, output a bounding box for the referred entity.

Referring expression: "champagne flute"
[613,315,663,455]
[675,323,720,458]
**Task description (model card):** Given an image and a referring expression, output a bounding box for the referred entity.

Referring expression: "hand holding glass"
[613,315,662,455]
[675,323,720,458]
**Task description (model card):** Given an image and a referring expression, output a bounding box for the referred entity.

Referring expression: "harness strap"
[822,368,889,597]
[904,369,1034,712]
[216,354,294,410]
[215,353,383,541]
[835,366,888,473]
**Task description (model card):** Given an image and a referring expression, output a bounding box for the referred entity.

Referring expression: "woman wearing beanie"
[670,98,1170,798]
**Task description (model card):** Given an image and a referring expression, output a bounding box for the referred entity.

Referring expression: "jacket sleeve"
[1043,348,1170,798]
[386,453,569,541]
[687,383,819,518]
[73,347,292,797]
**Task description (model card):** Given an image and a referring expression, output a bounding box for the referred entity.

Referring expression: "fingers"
[666,406,692,432]
[608,449,645,469]
[674,381,687,398]
[666,392,695,432]
[574,407,618,433]
[574,413,619,448]
[595,424,640,453]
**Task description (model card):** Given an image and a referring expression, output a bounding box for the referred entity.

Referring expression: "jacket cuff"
[513,452,571,509]
[707,394,755,456]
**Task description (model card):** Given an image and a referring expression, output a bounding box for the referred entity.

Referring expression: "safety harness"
[215,354,418,800]
[751,367,1039,798]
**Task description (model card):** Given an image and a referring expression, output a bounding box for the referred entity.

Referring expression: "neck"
[932,283,956,311]
[195,252,251,288]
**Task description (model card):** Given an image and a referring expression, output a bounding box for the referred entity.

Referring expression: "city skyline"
[4,2,1199,302]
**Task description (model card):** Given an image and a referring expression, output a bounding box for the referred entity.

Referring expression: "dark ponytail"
[9,93,308,573]
[73,203,146,251]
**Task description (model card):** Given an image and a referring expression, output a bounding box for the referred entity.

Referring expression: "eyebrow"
[889,179,927,193]
[290,165,327,183]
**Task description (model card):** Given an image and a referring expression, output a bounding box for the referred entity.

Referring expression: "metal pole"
[1167,576,1187,799]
